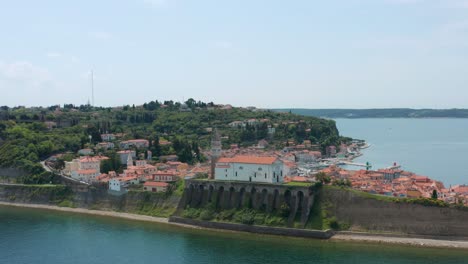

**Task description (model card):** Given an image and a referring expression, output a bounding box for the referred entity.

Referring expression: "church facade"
[215,156,284,184]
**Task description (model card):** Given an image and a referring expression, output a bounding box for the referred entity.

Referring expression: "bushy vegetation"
[57,199,76,208]
[332,179,351,187]
[306,188,350,231]
[131,191,178,217]
[3,184,74,205]
[181,203,289,227]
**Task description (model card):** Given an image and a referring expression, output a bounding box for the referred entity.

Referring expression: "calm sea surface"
[1,206,468,264]
[335,118,468,186]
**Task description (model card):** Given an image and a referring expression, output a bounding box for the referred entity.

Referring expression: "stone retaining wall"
[169,216,334,239]
[180,180,317,227]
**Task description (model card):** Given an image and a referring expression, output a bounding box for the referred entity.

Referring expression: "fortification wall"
[324,187,468,237]
[0,183,180,216]
[179,180,316,227]
[169,216,333,239]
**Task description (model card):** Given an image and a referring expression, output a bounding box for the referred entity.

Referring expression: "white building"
[119,139,149,149]
[101,133,116,142]
[229,121,245,128]
[117,150,137,164]
[78,148,94,156]
[296,151,321,163]
[71,169,100,182]
[64,156,108,183]
[96,142,115,150]
[109,176,139,192]
[215,156,284,183]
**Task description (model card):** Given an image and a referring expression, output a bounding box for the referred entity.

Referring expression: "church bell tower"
[210,129,222,179]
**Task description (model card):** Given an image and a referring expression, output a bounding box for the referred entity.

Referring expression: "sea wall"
[0,184,72,204]
[2,181,468,238]
[0,183,181,217]
[169,216,334,239]
[323,187,468,237]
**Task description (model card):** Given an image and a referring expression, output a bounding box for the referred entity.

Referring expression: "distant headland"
[272,108,468,118]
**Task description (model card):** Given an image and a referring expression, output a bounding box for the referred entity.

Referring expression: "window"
[258,167,262,171]
[254,172,256,178]
[235,172,237,177]
[265,173,267,178]
[239,166,243,170]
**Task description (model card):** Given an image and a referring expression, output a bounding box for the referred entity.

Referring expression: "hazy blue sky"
[1,0,468,108]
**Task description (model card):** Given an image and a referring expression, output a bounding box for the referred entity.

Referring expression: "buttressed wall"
[179,180,316,228]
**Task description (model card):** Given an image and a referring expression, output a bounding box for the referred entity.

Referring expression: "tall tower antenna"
[91,70,94,107]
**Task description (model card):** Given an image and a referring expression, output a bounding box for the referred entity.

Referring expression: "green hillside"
[0,100,345,183]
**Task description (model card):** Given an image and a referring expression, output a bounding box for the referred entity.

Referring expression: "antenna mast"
[91,70,94,106]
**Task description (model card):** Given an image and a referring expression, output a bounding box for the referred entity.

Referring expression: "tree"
[315,172,331,184]
[431,190,438,200]
[192,141,201,161]
[152,135,162,156]
[279,202,290,217]
[51,159,66,171]
[100,152,121,173]
[185,98,196,108]
[86,126,102,143]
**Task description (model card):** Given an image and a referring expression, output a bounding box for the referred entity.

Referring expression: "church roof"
[218,156,278,165]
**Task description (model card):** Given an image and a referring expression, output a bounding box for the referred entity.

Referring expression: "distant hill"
[272,108,468,118]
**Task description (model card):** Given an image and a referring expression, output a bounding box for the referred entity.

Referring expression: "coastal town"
[45,126,468,207]
[3,0,468,261]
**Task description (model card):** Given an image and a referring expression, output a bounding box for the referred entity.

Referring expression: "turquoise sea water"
[335,118,468,186]
[1,206,468,264]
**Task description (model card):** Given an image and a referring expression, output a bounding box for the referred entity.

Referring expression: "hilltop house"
[96,142,115,150]
[101,133,116,142]
[78,148,94,156]
[119,139,149,149]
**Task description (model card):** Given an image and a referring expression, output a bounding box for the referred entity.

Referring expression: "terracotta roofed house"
[143,182,169,192]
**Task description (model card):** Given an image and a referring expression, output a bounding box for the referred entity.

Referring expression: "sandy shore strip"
[0,202,190,226]
[2,201,468,249]
[332,233,468,249]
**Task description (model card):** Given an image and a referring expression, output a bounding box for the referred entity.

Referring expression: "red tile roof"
[218,156,278,165]
[144,182,169,187]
